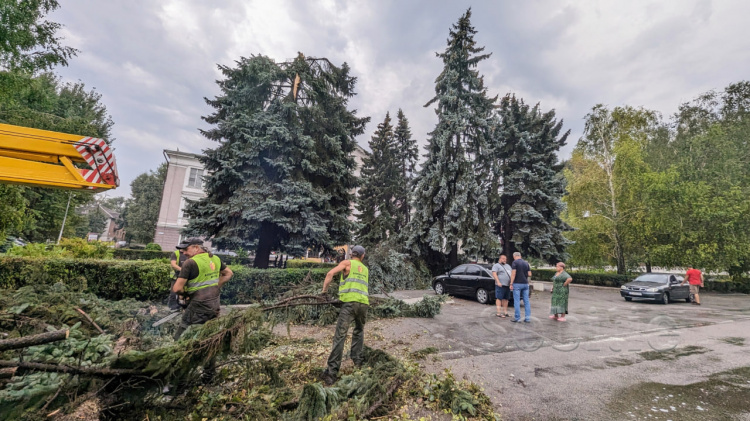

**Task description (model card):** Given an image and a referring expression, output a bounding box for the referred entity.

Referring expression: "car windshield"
[634,274,669,284]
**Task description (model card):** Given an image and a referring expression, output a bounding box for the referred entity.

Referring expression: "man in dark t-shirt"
[509,252,532,322]
[173,239,233,340]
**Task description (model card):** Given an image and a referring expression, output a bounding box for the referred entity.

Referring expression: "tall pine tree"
[408,9,497,268]
[356,112,398,247]
[490,94,571,261]
[185,54,369,268]
[393,109,418,232]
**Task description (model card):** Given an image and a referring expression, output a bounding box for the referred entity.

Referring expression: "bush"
[221,267,330,304]
[533,268,630,287]
[0,256,329,303]
[533,269,750,293]
[5,239,113,259]
[113,249,173,260]
[144,243,162,251]
[112,249,254,266]
[365,243,432,292]
[285,259,336,269]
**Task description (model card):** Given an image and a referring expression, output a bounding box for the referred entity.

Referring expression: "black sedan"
[620,273,690,304]
[433,263,511,305]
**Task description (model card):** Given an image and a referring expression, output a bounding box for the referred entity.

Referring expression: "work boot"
[320,369,337,386]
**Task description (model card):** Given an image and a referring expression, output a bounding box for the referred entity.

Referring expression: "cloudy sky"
[50,0,750,197]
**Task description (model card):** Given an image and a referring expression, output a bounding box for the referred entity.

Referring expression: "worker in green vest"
[320,245,369,386]
[172,238,233,341]
[168,241,189,312]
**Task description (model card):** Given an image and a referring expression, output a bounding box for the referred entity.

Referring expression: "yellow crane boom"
[0,123,119,191]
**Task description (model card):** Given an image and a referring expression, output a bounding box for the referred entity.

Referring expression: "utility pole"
[57,192,72,244]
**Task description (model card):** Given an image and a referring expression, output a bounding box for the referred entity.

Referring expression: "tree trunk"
[0,360,140,377]
[254,223,274,269]
[613,231,626,275]
[0,329,69,352]
[448,244,458,268]
[0,367,16,379]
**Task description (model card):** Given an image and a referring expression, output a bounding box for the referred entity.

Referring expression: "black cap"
[186,238,204,246]
[176,242,189,250]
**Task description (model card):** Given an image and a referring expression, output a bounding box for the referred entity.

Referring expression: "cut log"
[0,329,69,352]
[0,360,140,377]
[0,367,17,379]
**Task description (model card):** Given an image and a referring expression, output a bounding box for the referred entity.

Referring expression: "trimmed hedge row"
[532,268,750,293]
[112,249,254,266]
[285,260,337,269]
[532,269,630,287]
[0,257,329,303]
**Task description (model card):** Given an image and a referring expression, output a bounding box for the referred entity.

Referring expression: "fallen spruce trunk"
[0,329,69,352]
[0,360,140,377]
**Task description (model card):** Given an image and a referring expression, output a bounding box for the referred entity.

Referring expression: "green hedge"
[533,269,630,287]
[532,268,750,293]
[0,257,172,300]
[112,249,254,266]
[285,259,337,269]
[0,257,329,303]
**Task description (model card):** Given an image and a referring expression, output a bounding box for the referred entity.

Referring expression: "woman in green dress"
[549,262,572,321]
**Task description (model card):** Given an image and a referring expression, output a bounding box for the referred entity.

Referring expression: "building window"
[188,168,203,188]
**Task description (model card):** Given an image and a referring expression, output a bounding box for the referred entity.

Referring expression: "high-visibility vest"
[185,253,221,294]
[339,259,369,305]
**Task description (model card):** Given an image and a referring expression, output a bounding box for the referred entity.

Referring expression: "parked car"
[620,273,690,304]
[432,263,514,305]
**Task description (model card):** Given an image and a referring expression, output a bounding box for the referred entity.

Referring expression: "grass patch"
[719,337,746,346]
[639,345,708,361]
[604,357,635,368]
[410,346,439,359]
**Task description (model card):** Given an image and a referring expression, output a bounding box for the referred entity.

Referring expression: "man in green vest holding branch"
[172,238,233,341]
[320,245,369,386]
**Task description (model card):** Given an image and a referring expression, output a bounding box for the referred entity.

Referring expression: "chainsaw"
[153,295,188,327]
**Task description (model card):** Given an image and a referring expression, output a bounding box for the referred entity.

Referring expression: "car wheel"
[661,293,669,305]
[624,297,632,302]
[476,288,489,304]
[434,281,445,295]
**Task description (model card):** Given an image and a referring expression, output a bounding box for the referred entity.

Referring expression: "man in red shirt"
[681,267,704,305]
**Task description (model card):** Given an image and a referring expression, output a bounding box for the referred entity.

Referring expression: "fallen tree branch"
[262,300,341,312]
[0,360,141,377]
[0,367,17,379]
[76,308,105,334]
[0,329,69,352]
[363,379,402,418]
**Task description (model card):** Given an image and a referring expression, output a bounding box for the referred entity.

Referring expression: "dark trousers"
[168,279,180,310]
[173,300,220,381]
[326,302,368,376]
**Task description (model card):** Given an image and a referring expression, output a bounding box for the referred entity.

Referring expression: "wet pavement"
[370,286,750,420]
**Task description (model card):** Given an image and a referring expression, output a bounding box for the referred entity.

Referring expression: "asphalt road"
[371,286,750,420]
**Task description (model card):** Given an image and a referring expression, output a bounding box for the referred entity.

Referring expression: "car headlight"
[646,288,659,292]
[620,285,627,290]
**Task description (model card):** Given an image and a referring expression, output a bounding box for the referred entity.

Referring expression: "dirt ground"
[281,287,750,420]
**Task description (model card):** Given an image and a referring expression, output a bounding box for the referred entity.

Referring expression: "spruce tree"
[185,54,369,268]
[490,94,571,262]
[407,9,497,268]
[356,112,398,247]
[393,109,418,232]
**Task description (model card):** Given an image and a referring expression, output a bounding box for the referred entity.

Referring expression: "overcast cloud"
[49,0,750,197]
